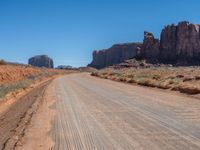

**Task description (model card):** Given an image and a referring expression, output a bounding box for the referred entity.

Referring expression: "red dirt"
[0,64,72,86]
[0,65,41,85]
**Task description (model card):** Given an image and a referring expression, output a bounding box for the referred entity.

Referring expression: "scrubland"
[91,67,200,95]
[0,63,73,99]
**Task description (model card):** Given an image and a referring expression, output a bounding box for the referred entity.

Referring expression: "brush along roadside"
[91,67,200,95]
[0,65,75,101]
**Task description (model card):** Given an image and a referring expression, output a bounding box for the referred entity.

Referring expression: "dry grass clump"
[91,67,200,95]
[137,78,158,88]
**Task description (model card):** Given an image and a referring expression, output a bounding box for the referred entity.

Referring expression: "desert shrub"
[152,74,161,80]
[91,72,98,76]
[136,74,160,80]
[125,78,136,83]
[118,77,126,82]
[27,75,37,80]
[168,78,182,85]
[102,75,108,79]
[155,81,171,89]
[136,74,150,78]
[195,76,200,80]
[176,74,184,78]
[114,76,121,81]
[112,72,121,77]
[177,84,200,94]
[110,76,118,81]
[183,76,194,82]
[126,74,135,78]
[137,78,157,87]
[0,79,32,99]
[0,59,6,65]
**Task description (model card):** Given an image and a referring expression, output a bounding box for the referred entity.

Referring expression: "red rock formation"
[89,21,200,69]
[160,21,200,64]
[28,55,54,68]
[88,43,142,69]
[90,50,106,69]
[141,31,160,62]
[141,21,200,65]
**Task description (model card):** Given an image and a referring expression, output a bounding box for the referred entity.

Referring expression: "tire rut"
[0,80,51,150]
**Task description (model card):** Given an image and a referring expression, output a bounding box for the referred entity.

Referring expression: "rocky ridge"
[89,21,200,69]
[159,21,200,65]
[88,43,142,69]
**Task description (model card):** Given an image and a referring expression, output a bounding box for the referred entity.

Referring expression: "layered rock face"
[141,31,160,62]
[160,21,200,65]
[89,21,200,69]
[28,55,54,68]
[88,43,142,69]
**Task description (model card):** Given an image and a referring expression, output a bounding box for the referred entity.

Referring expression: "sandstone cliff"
[88,43,142,69]
[28,55,54,68]
[89,21,200,69]
[141,31,160,62]
[160,21,200,65]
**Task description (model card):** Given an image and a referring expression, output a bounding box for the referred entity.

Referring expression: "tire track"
[0,80,51,150]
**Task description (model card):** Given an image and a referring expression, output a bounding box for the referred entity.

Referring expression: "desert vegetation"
[0,64,74,100]
[0,60,6,65]
[91,67,200,95]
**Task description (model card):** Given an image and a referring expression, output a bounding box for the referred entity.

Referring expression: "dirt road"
[0,80,51,150]
[4,73,200,150]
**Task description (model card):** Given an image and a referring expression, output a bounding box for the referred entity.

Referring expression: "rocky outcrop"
[142,21,200,65]
[88,43,142,69]
[28,55,54,68]
[141,31,160,62]
[89,21,200,69]
[160,21,200,65]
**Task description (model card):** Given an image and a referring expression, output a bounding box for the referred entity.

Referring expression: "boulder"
[28,55,54,68]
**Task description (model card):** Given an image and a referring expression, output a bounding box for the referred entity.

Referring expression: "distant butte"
[28,55,54,68]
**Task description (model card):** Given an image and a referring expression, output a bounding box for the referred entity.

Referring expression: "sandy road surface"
[16,73,200,149]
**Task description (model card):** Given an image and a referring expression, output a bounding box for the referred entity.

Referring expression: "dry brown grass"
[0,64,75,99]
[91,67,200,95]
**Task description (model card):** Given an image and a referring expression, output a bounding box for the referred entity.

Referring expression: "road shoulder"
[15,79,57,150]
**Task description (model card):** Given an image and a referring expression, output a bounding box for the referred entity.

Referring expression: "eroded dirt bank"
[0,79,52,150]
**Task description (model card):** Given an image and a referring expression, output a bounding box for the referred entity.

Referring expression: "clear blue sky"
[0,0,199,67]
